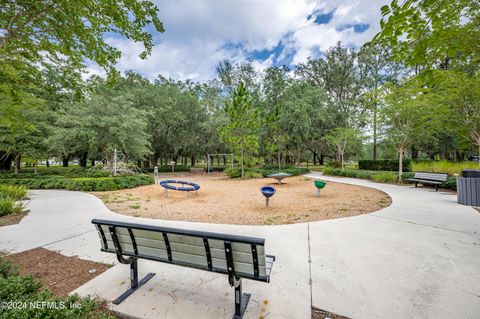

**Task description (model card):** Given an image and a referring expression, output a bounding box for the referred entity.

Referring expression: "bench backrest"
[92,219,270,282]
[414,172,448,182]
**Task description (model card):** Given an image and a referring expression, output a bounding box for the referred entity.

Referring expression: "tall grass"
[412,161,479,175]
[0,184,27,216]
[0,184,27,200]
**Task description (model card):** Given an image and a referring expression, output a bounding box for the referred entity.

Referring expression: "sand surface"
[94,172,391,225]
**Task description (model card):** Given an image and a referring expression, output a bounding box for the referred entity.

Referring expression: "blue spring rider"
[260,186,276,207]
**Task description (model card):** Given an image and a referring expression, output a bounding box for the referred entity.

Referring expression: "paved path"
[1,172,479,319]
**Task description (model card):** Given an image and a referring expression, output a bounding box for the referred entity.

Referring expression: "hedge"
[224,166,309,179]
[322,167,456,190]
[358,159,412,172]
[142,165,191,173]
[0,175,154,191]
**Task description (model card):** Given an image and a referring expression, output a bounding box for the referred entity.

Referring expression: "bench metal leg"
[435,184,439,191]
[232,277,250,319]
[415,182,418,188]
[113,258,155,305]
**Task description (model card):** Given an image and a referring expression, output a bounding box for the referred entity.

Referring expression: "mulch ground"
[312,307,351,319]
[0,212,28,227]
[4,248,110,296]
[94,172,391,225]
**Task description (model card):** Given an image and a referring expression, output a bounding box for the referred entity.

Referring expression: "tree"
[221,82,260,178]
[358,43,405,159]
[381,79,425,180]
[261,66,291,168]
[373,0,480,73]
[324,128,361,171]
[0,0,164,74]
[296,42,363,127]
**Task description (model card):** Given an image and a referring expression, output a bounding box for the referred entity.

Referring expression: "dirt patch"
[5,248,110,296]
[312,307,351,319]
[0,212,28,227]
[94,172,391,225]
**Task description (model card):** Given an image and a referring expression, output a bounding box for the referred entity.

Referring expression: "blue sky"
[86,0,389,81]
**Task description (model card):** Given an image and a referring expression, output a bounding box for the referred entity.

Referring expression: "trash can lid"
[461,169,480,178]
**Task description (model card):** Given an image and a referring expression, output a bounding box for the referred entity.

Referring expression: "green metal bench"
[92,219,275,319]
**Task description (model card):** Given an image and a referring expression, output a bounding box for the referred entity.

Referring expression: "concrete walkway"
[1,172,479,319]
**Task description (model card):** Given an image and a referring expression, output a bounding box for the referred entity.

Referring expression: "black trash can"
[457,169,480,206]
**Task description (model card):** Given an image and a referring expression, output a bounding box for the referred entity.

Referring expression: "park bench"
[92,219,275,319]
[407,172,448,191]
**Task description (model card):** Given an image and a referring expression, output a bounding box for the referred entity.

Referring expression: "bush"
[0,185,27,200]
[0,199,26,216]
[322,168,456,190]
[224,166,309,179]
[224,167,242,178]
[257,167,309,177]
[371,172,399,183]
[0,175,154,192]
[0,259,115,319]
[143,165,191,173]
[358,159,412,172]
[412,160,479,175]
[244,171,263,179]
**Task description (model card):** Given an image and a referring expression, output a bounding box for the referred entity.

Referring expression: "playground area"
[94,172,391,225]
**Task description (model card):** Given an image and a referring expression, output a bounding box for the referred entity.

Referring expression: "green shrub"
[371,172,399,183]
[0,199,26,216]
[358,159,412,172]
[0,259,115,318]
[224,167,242,178]
[0,260,18,278]
[322,168,456,190]
[244,171,263,179]
[143,165,191,173]
[0,175,154,192]
[412,160,479,175]
[257,167,309,177]
[0,185,27,201]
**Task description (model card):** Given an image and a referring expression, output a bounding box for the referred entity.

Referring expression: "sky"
[86,0,390,82]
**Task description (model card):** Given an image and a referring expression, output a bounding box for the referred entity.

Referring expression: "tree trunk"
[241,148,245,178]
[0,152,12,171]
[319,154,325,166]
[373,106,378,160]
[277,149,281,170]
[62,155,69,167]
[14,154,21,174]
[46,160,50,167]
[191,155,195,166]
[79,152,88,167]
[91,159,95,166]
[398,146,404,182]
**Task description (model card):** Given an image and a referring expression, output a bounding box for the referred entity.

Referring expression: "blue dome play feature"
[159,180,200,196]
[260,186,276,207]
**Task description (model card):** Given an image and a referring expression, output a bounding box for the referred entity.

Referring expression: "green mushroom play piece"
[314,180,327,197]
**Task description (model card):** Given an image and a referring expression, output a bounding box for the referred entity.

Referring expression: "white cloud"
[85,0,390,81]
